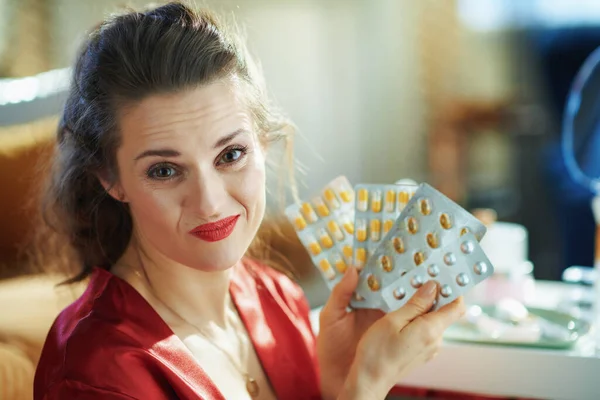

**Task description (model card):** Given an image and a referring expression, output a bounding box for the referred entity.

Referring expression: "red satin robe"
[34,259,322,400]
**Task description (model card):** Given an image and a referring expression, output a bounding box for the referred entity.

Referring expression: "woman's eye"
[220,149,242,164]
[149,165,177,179]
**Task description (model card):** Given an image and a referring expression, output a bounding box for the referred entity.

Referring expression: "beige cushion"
[0,341,34,400]
[0,273,86,399]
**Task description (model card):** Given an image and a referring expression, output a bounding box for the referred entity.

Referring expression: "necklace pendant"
[245,376,260,398]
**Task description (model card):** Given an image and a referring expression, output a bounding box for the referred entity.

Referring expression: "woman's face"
[110,80,266,272]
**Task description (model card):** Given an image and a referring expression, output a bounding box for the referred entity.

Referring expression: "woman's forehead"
[118,82,253,147]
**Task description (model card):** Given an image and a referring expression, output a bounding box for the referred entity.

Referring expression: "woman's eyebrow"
[134,149,180,162]
[213,128,249,149]
[133,129,250,162]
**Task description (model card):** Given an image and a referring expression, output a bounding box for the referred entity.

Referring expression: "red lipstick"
[189,215,240,242]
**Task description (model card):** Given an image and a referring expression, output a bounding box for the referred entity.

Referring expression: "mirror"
[562,46,600,194]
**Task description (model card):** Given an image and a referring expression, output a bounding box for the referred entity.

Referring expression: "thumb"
[320,266,359,322]
[387,280,438,330]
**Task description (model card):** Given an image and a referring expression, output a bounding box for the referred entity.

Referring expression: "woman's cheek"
[131,184,181,229]
[241,156,266,195]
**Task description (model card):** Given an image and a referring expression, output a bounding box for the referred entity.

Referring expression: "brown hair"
[34,1,297,284]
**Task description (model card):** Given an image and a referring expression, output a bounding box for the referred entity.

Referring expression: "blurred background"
[1,0,600,283]
[2,1,600,398]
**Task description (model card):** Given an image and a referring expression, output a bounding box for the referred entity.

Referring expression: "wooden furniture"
[427,100,513,203]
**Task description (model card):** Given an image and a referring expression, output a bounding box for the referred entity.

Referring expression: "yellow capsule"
[414,251,425,266]
[367,274,380,291]
[339,181,353,203]
[371,190,382,213]
[407,217,419,234]
[355,248,367,268]
[385,190,396,212]
[292,211,307,231]
[380,255,393,272]
[327,220,344,241]
[356,219,368,242]
[318,229,334,249]
[370,219,381,242]
[343,245,353,260]
[319,259,336,280]
[392,237,405,254]
[342,218,354,235]
[357,188,369,212]
[323,188,340,209]
[301,203,318,223]
[440,213,452,230]
[340,190,353,203]
[460,227,470,236]
[332,254,348,274]
[308,239,322,256]
[426,232,439,249]
[419,198,432,215]
[398,190,410,204]
[383,219,394,234]
[313,198,330,218]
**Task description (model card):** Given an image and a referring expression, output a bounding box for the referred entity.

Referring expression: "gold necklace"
[132,253,260,398]
[157,294,260,398]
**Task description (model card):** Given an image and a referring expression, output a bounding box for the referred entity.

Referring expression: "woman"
[33,2,465,399]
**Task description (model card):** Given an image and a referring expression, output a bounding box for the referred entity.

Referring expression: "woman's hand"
[317,267,466,400]
[317,267,385,400]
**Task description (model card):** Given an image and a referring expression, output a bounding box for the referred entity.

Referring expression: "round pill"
[419,198,432,215]
[427,264,440,277]
[380,255,393,272]
[460,227,470,236]
[367,274,380,291]
[392,237,405,254]
[460,240,475,254]
[473,261,488,275]
[410,275,424,288]
[443,252,456,266]
[456,273,470,286]
[440,213,453,230]
[407,217,419,234]
[440,284,453,298]
[426,232,439,249]
[414,251,425,266]
[393,287,406,300]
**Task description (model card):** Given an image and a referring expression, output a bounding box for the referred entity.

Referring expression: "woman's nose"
[187,171,228,220]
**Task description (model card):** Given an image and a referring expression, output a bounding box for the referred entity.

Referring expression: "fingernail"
[418,280,437,297]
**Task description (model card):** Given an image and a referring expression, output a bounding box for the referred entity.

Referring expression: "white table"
[309,281,600,400]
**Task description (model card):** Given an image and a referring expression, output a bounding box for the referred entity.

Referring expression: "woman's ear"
[97,172,128,203]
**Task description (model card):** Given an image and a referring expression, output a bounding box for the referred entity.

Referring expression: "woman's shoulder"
[35,302,155,398]
[34,269,167,396]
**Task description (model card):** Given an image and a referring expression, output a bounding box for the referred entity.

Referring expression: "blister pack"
[352,183,419,271]
[380,231,494,312]
[350,183,492,311]
[285,176,355,288]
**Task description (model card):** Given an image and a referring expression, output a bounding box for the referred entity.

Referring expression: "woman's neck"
[112,237,234,329]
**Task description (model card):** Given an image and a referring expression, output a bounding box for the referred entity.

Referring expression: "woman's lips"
[189,215,240,242]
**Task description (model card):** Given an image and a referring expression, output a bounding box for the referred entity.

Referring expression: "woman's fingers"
[384,280,438,331]
[422,296,467,328]
[320,267,359,323]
